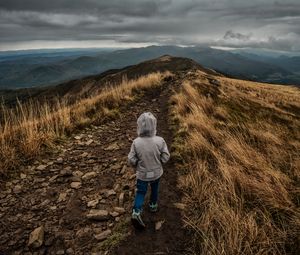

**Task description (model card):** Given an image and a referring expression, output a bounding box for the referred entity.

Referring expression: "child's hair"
[137,112,157,137]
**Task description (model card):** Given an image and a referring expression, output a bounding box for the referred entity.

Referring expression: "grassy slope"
[170,71,300,255]
[0,72,168,177]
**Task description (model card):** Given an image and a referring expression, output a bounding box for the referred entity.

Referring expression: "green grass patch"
[94,218,131,253]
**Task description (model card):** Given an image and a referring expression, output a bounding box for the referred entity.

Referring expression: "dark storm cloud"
[216,30,300,52]
[0,0,300,51]
[0,0,162,17]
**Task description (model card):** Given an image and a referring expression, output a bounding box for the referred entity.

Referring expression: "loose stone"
[28,226,44,248]
[94,229,111,241]
[87,199,99,208]
[114,207,125,214]
[36,165,47,171]
[86,209,109,221]
[173,203,186,210]
[70,182,82,189]
[82,172,97,181]
[56,157,63,164]
[118,193,125,206]
[13,185,22,194]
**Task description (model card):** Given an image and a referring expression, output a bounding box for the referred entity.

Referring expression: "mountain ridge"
[0,45,298,89]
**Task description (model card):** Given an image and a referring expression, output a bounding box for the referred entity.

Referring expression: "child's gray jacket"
[128,112,170,181]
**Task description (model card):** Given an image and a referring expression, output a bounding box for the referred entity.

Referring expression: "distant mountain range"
[0,45,299,90]
[0,55,214,106]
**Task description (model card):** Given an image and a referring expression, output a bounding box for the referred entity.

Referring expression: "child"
[128,112,170,229]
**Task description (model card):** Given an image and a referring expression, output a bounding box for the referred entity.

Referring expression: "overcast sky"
[0,0,299,51]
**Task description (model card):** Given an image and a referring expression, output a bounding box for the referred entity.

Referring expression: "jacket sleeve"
[160,139,170,164]
[128,141,138,167]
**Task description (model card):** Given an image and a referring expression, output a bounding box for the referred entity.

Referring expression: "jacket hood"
[137,112,157,137]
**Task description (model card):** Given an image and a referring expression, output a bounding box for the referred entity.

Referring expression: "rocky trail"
[0,74,189,255]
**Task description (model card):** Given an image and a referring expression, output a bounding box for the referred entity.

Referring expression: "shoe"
[131,210,146,230]
[149,202,158,213]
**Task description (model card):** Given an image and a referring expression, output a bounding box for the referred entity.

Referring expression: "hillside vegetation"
[0,72,167,176]
[170,70,300,254]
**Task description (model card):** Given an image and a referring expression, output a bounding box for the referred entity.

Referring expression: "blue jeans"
[133,178,160,213]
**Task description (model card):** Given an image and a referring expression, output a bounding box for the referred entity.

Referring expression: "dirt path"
[112,76,188,255]
[0,73,189,254]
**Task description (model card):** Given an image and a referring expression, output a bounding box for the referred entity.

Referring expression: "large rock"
[86,209,109,221]
[28,226,44,248]
[94,229,111,241]
[82,172,97,181]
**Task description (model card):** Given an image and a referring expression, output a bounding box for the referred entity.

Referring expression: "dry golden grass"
[0,72,167,176]
[171,72,300,255]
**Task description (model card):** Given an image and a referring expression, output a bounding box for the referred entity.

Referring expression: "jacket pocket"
[147,167,162,179]
[146,171,155,178]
